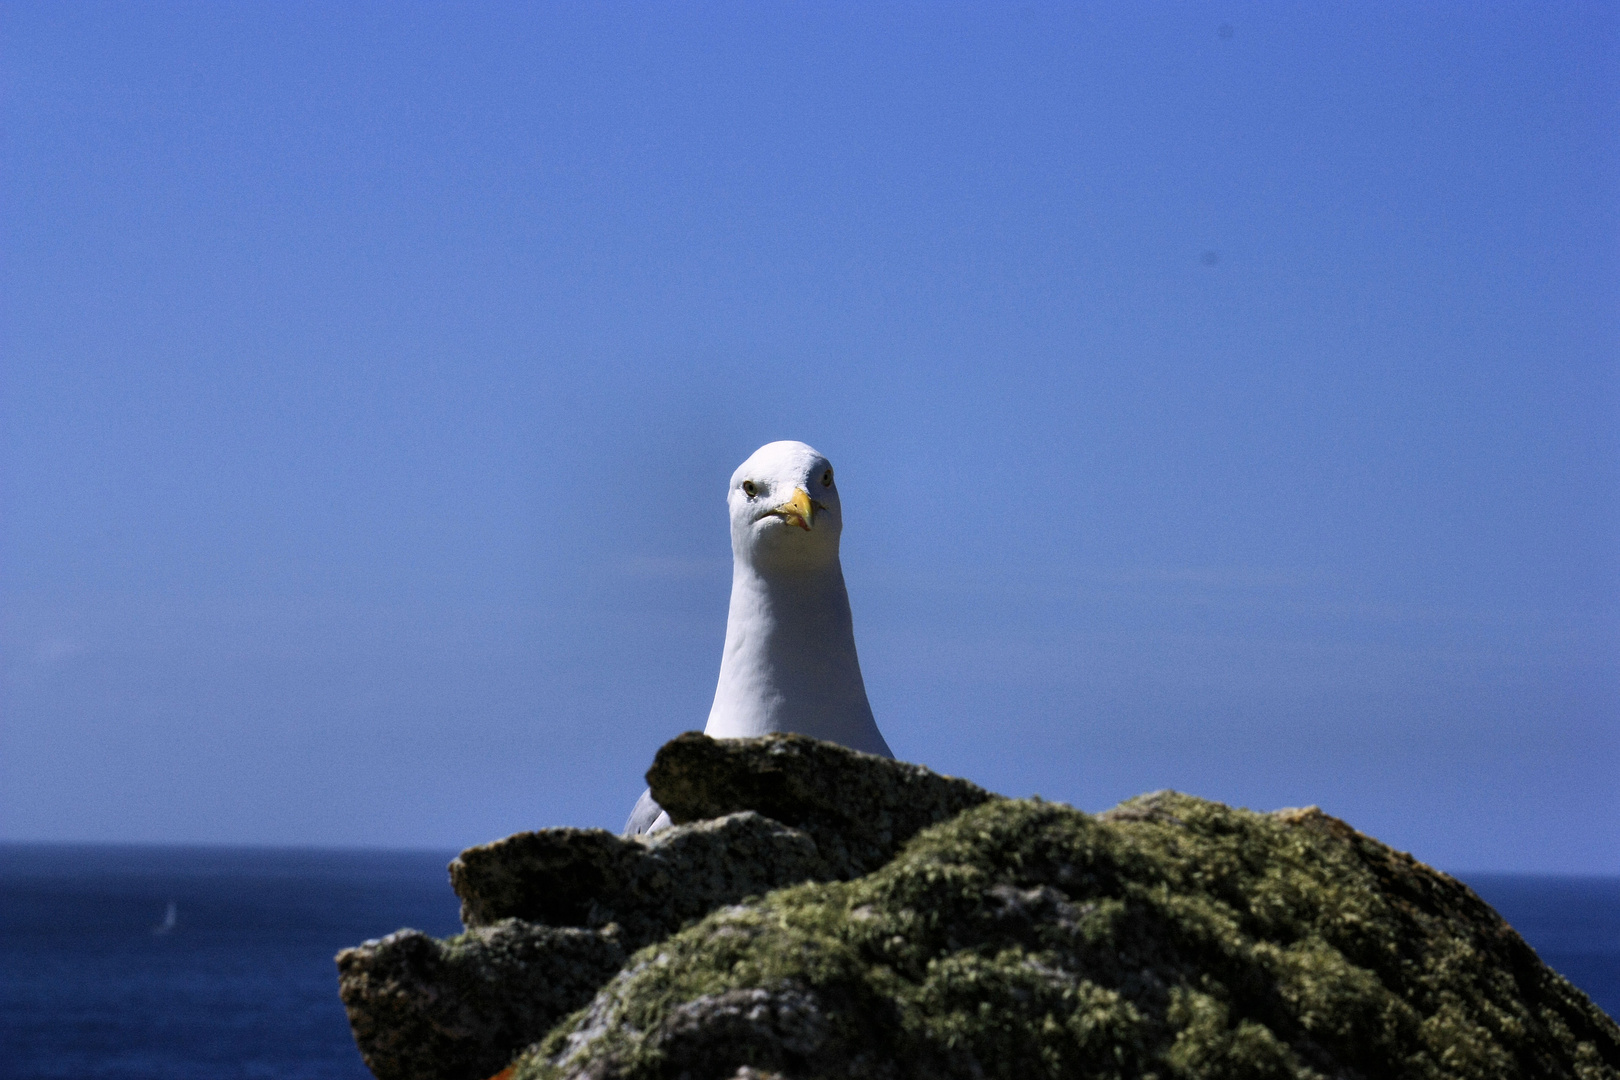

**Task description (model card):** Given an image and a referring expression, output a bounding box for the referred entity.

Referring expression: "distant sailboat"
[152,901,177,935]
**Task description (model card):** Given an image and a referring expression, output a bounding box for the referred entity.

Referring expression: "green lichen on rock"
[343,736,991,1080]
[514,791,1618,1080]
[338,734,1618,1080]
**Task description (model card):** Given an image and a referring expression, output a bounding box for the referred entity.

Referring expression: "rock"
[451,811,830,948]
[340,735,1620,1080]
[341,736,992,1080]
[513,792,1619,1080]
[645,731,995,878]
[545,980,857,1080]
[336,920,625,1080]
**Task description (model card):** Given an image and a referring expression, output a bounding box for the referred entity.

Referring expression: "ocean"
[1,844,1615,1079]
[1,845,461,1080]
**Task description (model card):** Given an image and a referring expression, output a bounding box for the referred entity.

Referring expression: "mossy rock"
[516,792,1616,1080]
[339,735,1619,1080]
[341,734,990,1080]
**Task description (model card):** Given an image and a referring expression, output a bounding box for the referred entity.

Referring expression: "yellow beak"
[772,487,815,531]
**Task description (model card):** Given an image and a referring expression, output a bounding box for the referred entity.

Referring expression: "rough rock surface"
[451,811,829,942]
[644,731,996,879]
[339,734,1619,1080]
[340,734,990,1080]
[336,920,624,1080]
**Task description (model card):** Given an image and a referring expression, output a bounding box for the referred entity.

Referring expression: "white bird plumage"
[624,441,890,835]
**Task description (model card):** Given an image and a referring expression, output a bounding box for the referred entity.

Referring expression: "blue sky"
[2,1,1615,872]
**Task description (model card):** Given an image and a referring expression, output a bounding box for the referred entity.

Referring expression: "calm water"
[1,845,1615,1080]
[1,845,462,1080]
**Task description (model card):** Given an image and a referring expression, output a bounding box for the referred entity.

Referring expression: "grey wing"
[623,787,671,836]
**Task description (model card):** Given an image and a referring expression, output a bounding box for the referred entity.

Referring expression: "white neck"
[703,557,892,757]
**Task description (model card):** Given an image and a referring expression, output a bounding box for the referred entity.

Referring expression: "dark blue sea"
[1,846,1615,1079]
[1,845,462,1080]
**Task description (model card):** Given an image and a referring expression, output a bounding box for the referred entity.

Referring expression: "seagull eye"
[821,469,833,487]
[741,480,758,498]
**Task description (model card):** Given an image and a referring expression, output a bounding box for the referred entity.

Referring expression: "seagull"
[624,441,891,834]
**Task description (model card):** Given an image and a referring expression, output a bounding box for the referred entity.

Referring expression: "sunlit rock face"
[339,733,1620,1080]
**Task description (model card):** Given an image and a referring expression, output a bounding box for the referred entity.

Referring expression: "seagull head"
[728,440,843,574]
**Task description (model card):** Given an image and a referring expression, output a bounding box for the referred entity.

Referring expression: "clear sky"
[2,2,1615,873]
